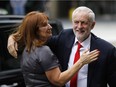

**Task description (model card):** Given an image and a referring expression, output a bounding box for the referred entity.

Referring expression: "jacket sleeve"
[107,47,116,87]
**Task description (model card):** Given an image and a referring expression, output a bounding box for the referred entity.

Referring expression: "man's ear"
[91,21,96,29]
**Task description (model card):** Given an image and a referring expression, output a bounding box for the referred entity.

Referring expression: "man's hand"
[7,35,18,58]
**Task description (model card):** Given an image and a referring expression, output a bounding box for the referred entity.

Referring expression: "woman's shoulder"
[35,45,52,54]
[37,45,50,51]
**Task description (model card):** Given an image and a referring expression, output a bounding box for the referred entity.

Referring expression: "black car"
[0,15,63,87]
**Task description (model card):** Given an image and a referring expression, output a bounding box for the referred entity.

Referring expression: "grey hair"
[72,6,95,22]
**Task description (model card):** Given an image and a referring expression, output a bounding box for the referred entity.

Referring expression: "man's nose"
[78,22,82,29]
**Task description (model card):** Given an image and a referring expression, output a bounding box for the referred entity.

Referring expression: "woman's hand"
[7,35,18,58]
[79,49,100,65]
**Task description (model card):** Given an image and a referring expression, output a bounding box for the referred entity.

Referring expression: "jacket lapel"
[87,33,99,87]
[63,30,75,70]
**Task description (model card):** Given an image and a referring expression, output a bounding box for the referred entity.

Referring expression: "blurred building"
[55,1,116,19]
[0,1,116,20]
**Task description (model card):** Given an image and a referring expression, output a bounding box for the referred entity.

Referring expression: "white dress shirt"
[66,34,91,87]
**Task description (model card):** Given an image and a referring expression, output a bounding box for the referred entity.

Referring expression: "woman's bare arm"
[45,49,99,86]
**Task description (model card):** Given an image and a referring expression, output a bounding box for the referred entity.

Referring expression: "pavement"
[59,18,116,47]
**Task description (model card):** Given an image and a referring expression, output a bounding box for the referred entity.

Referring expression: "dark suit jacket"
[47,29,116,87]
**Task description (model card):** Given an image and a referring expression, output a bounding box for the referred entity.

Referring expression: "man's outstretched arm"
[7,35,18,58]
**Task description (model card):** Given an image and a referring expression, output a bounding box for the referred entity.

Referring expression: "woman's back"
[21,45,59,87]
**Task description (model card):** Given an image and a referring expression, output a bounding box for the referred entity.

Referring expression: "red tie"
[70,42,82,87]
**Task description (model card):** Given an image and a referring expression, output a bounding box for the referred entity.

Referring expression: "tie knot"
[78,42,82,49]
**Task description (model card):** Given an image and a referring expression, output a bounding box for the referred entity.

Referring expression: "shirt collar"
[74,34,91,49]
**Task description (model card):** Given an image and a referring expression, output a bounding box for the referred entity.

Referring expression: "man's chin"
[76,36,85,41]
